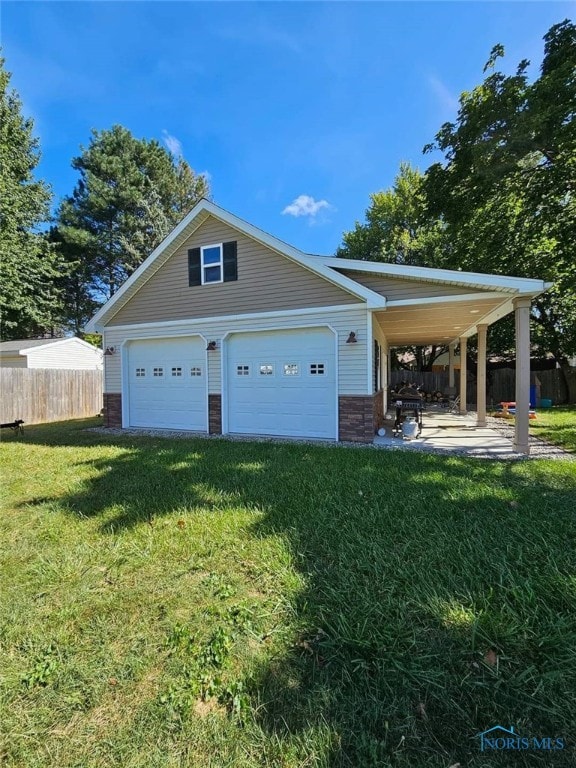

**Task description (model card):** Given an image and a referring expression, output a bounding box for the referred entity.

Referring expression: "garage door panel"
[227,329,336,439]
[127,337,207,431]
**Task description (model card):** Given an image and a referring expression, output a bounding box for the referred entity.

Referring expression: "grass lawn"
[1,419,576,767]
[531,405,576,453]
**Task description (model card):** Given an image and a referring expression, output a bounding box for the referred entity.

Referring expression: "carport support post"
[514,297,531,454]
[459,337,467,414]
[448,344,455,388]
[476,325,487,427]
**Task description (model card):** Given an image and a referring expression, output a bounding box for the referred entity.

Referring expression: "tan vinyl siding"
[108,217,358,326]
[104,307,370,396]
[338,271,480,301]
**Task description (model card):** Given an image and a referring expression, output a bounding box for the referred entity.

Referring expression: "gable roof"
[86,199,386,331]
[0,337,102,357]
[86,199,550,333]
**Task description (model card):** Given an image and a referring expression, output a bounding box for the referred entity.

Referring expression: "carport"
[368,269,551,455]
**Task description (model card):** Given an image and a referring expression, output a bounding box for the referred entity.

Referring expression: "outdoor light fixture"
[206,341,217,351]
[346,332,358,344]
[104,346,116,356]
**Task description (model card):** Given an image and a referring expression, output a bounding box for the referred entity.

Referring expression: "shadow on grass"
[14,419,576,766]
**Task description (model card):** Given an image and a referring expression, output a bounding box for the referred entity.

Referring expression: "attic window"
[201,244,223,284]
[188,242,237,286]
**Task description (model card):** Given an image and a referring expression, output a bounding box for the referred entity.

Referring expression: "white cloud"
[162,130,183,158]
[428,75,459,115]
[282,195,332,219]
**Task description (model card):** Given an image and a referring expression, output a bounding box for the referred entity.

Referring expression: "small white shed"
[0,338,103,370]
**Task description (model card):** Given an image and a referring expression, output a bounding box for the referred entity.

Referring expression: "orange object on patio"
[500,402,537,419]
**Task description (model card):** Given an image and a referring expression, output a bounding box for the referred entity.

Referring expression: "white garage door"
[127,337,207,430]
[227,328,336,439]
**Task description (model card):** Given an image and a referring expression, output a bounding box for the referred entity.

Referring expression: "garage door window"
[283,363,299,376]
[259,364,274,375]
[135,368,146,377]
[237,365,250,376]
[310,363,325,375]
[171,367,183,377]
[153,367,164,377]
[190,367,202,377]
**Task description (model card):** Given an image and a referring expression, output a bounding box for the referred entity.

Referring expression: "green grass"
[531,405,576,453]
[1,419,576,767]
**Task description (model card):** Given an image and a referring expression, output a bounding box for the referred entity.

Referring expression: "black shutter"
[188,248,201,286]
[222,241,238,282]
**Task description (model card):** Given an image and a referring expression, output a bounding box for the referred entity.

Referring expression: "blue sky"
[3,1,573,255]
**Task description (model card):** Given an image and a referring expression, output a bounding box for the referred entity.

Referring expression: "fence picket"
[0,369,103,425]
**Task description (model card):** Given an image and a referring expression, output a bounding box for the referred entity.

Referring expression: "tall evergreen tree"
[56,125,210,323]
[0,56,64,339]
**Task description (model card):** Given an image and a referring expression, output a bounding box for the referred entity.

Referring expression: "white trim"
[121,339,129,428]
[120,332,208,431]
[200,242,224,286]
[385,292,507,308]
[220,324,338,440]
[333,328,339,438]
[221,337,228,434]
[86,199,385,332]
[366,311,373,395]
[96,303,367,334]
[323,256,549,295]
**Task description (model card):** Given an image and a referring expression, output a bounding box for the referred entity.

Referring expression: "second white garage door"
[127,337,207,431]
[226,328,337,439]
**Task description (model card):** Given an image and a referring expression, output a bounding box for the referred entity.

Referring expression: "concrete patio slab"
[375,409,532,458]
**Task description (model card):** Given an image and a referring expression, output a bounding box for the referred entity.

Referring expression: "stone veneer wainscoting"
[208,394,222,434]
[339,394,382,443]
[103,391,382,442]
[103,393,122,428]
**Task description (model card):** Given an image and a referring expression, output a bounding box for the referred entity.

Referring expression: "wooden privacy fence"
[0,368,103,425]
[390,368,569,405]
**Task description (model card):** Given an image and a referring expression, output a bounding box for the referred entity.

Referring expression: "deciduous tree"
[424,19,576,398]
[337,163,449,369]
